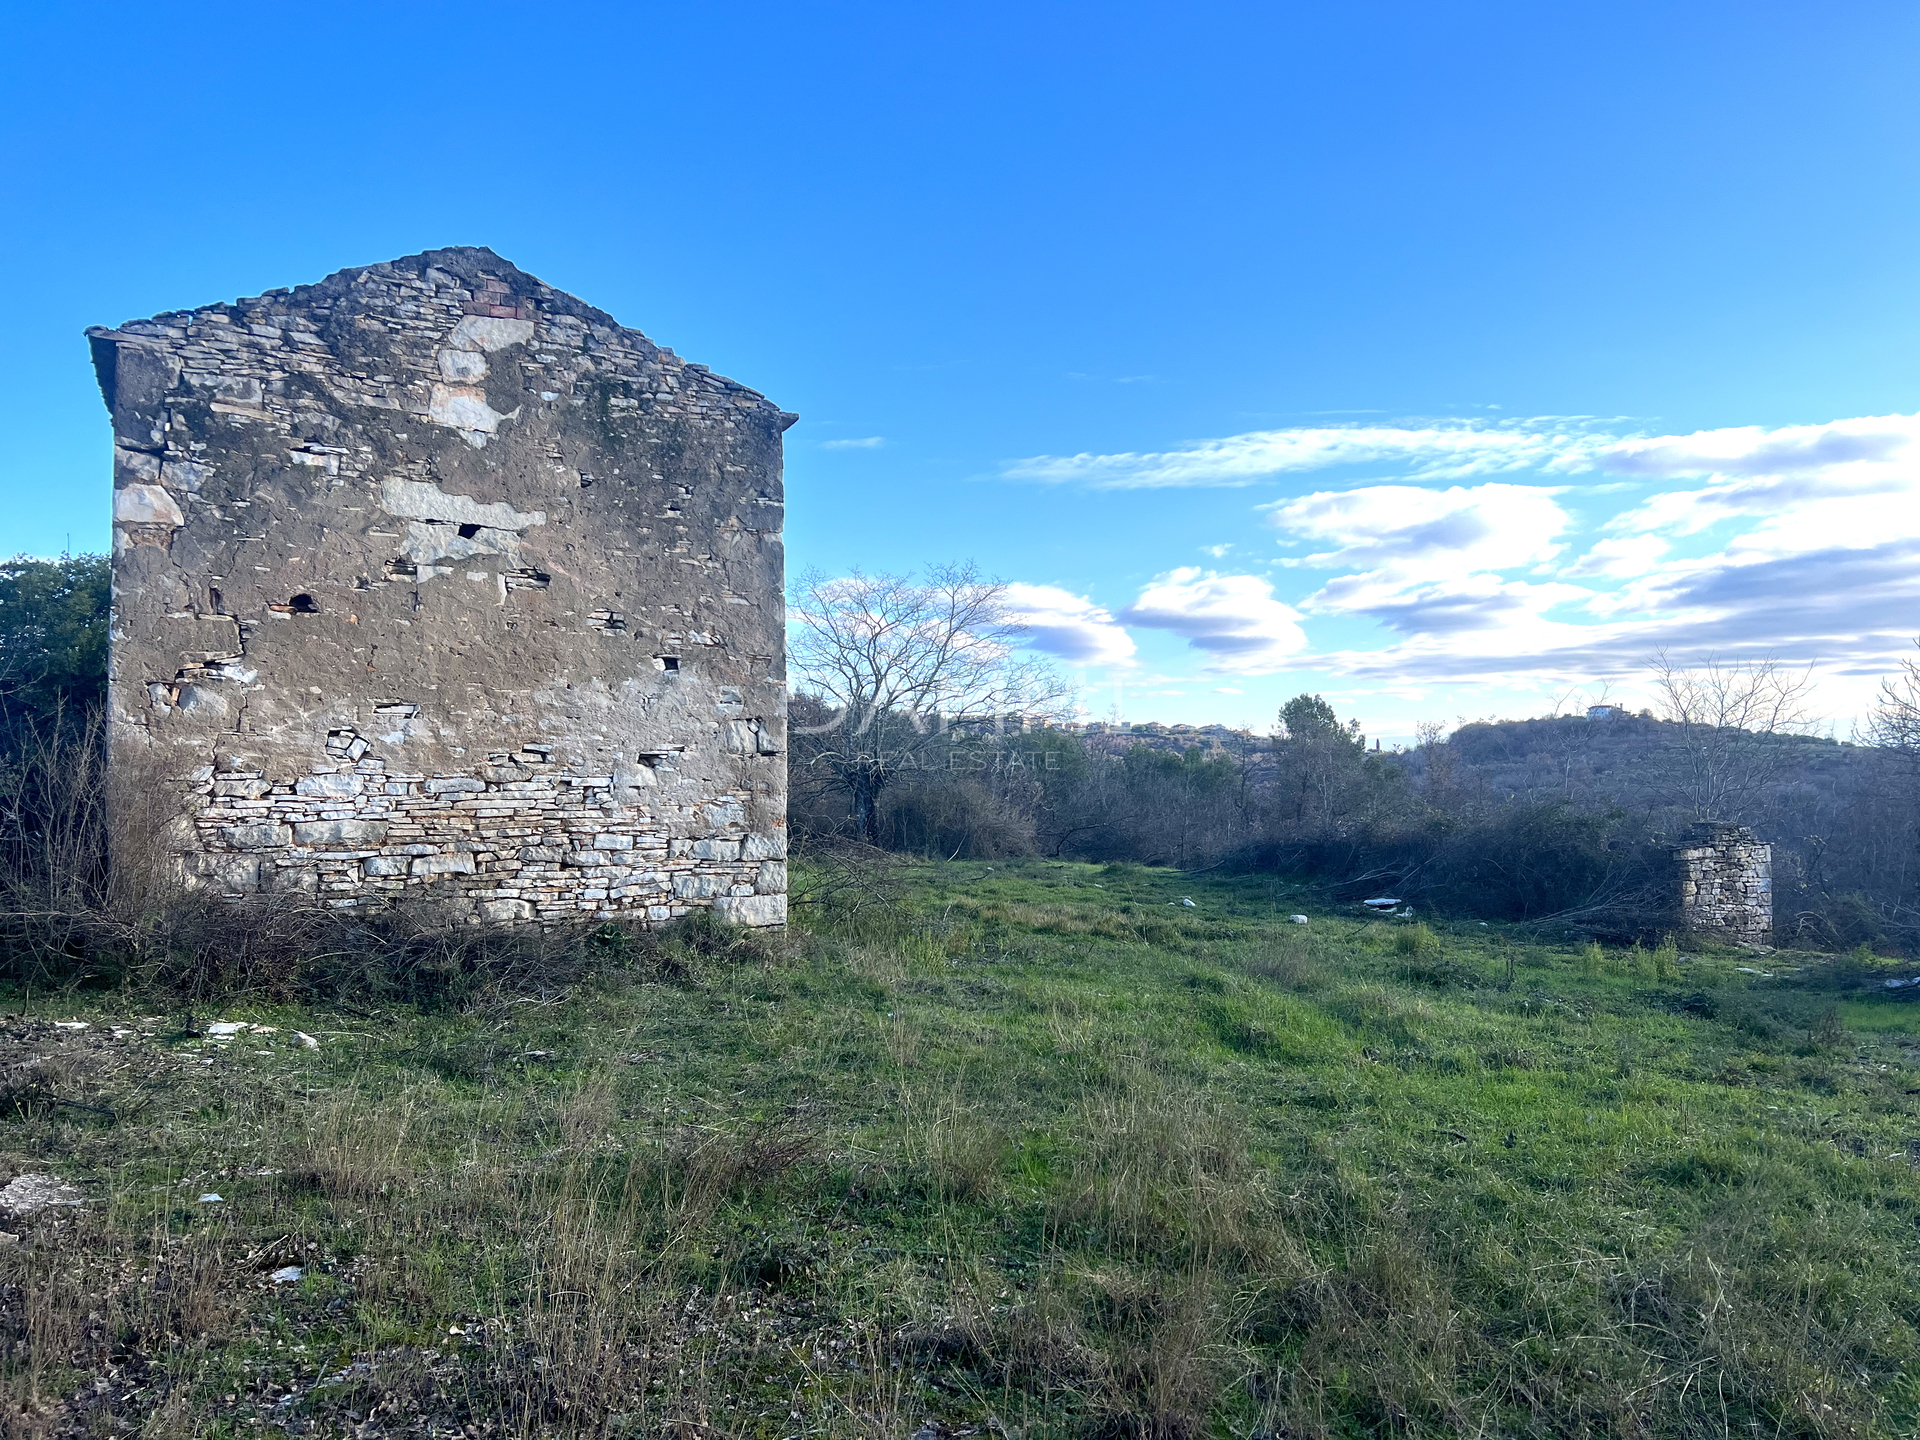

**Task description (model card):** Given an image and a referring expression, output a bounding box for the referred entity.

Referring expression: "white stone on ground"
[0,1174,85,1216]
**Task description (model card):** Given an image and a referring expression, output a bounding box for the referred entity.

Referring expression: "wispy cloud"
[822,436,886,450]
[1603,413,1920,553]
[1001,418,1619,489]
[1564,535,1670,579]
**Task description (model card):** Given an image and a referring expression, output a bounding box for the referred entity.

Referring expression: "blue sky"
[7,1,1919,740]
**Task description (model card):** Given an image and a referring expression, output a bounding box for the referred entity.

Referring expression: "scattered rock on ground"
[0,1173,85,1217]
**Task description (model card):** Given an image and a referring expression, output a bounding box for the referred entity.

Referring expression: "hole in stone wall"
[289,594,320,614]
[326,728,369,760]
[659,656,680,672]
[385,558,418,581]
[456,523,482,539]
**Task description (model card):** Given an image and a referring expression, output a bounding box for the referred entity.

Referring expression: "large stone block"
[293,819,390,847]
[742,830,787,861]
[295,773,364,799]
[714,893,787,927]
[221,822,292,851]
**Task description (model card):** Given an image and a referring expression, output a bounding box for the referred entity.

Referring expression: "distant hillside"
[1420,712,1863,815]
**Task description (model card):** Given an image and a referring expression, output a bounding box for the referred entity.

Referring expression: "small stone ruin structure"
[1675,822,1771,945]
[90,247,791,925]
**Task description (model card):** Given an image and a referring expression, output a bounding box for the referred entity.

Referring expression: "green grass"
[7,859,1920,1437]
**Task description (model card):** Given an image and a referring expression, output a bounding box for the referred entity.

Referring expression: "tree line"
[5,553,1918,953]
[789,565,1920,952]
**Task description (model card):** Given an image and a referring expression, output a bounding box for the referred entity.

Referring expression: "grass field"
[7,860,1920,1438]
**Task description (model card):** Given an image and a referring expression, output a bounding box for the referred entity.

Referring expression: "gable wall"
[92,247,790,924]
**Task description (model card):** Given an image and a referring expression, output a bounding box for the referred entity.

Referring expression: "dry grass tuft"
[1054,1073,1269,1267]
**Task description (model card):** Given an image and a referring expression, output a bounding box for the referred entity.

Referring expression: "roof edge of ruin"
[86,245,794,419]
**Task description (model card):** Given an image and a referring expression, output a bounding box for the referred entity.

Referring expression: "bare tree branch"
[1643,650,1818,821]
[788,564,1074,843]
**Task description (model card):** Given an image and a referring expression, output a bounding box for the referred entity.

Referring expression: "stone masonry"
[1675,822,1771,945]
[90,247,792,925]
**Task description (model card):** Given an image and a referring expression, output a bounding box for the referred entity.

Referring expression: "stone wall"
[1675,822,1771,945]
[90,247,792,925]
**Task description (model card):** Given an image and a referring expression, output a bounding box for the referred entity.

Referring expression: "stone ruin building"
[89,247,791,925]
[1675,821,1771,946]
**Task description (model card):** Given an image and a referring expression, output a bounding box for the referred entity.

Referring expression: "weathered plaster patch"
[426,383,518,443]
[378,479,545,532]
[447,315,535,353]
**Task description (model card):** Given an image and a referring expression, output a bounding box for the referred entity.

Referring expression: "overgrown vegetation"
[777,565,1920,951]
[11,861,1920,1437]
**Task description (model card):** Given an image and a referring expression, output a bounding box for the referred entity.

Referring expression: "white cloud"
[1001,408,1920,719]
[1564,535,1670,578]
[1002,419,1617,489]
[1266,482,1570,574]
[1002,583,1137,666]
[1601,413,1920,563]
[1310,536,1920,689]
[822,436,886,450]
[1119,569,1308,674]
[1603,412,1920,483]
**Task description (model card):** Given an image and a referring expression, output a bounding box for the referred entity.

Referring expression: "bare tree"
[1869,641,1920,754]
[788,564,1072,844]
[1534,681,1619,801]
[1644,651,1817,821]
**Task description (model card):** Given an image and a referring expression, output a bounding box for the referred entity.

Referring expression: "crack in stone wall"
[90,246,793,925]
[1675,821,1771,946]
